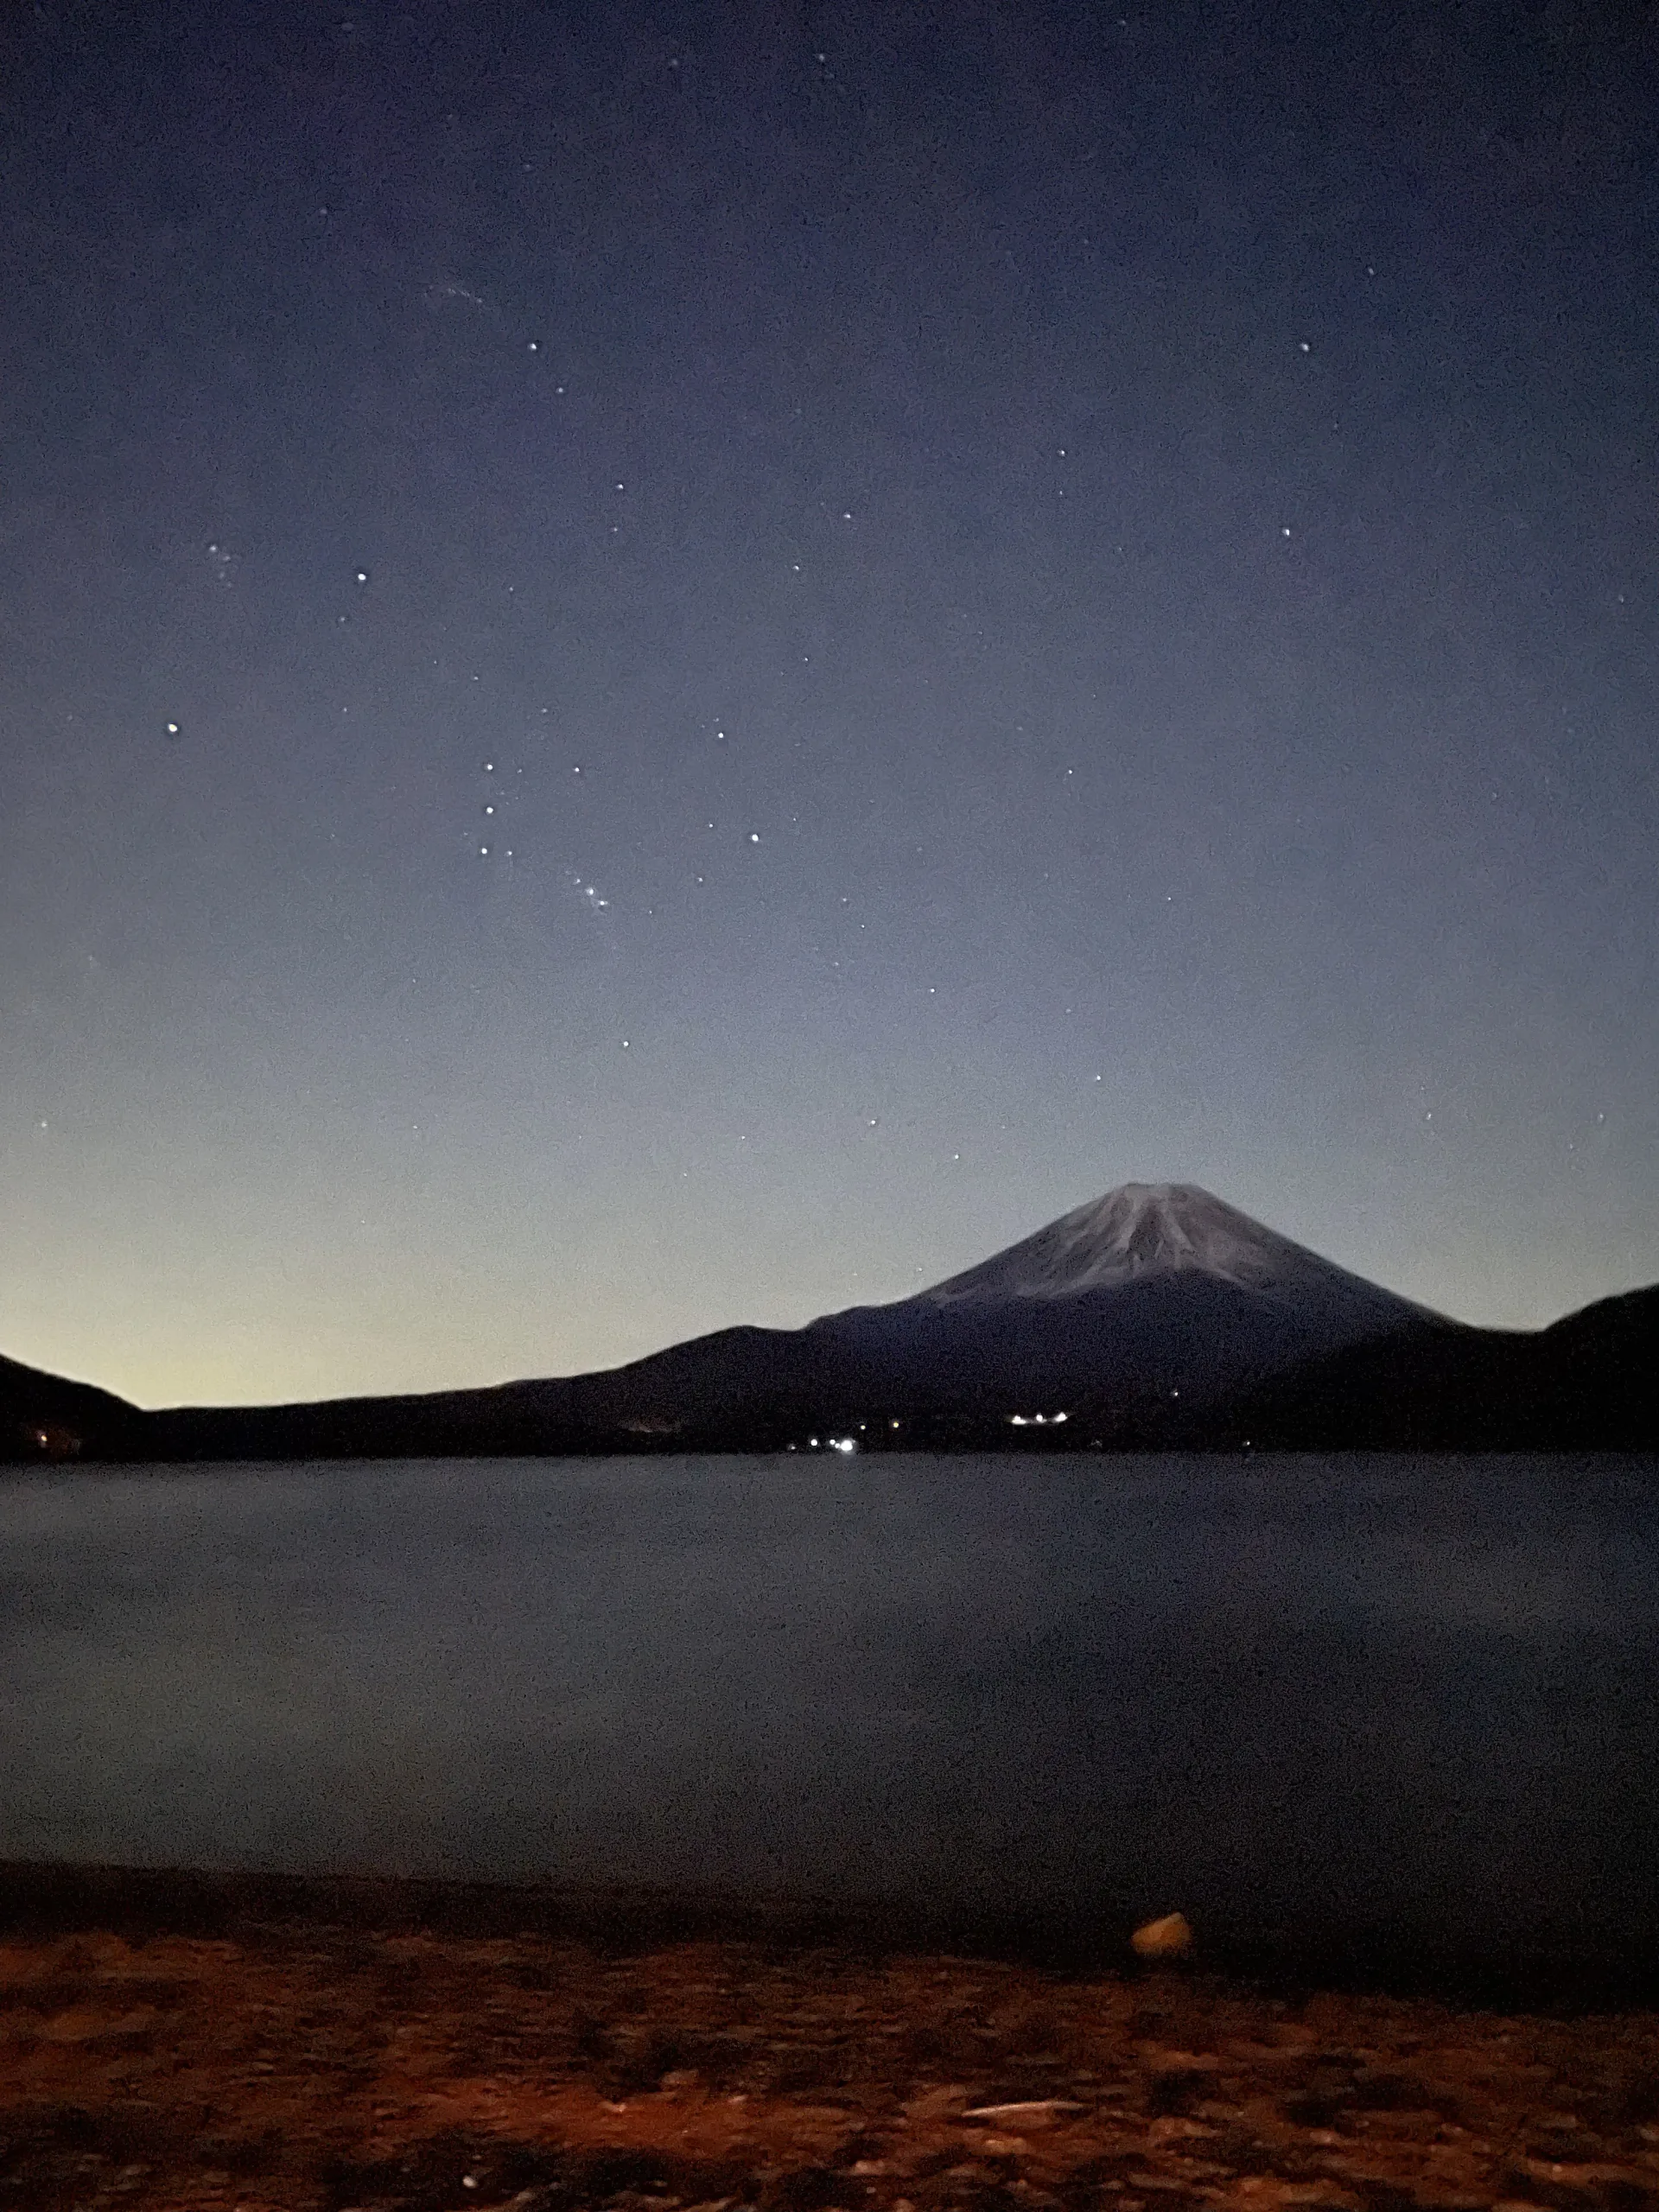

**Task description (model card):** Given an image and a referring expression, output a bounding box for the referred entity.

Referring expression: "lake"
[3,1452,1657,1966]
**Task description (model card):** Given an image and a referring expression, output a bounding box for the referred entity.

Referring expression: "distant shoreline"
[10,1291,1659,1463]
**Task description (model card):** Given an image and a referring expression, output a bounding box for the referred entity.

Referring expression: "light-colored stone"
[1131,1912,1194,1959]
[962,2100,1084,2126]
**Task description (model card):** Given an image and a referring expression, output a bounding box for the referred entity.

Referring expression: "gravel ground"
[6,1880,1659,2212]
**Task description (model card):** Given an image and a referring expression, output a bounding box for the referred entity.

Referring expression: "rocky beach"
[5,1869,1659,2212]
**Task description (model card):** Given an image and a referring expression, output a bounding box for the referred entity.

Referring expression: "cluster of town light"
[806,1435,858,1453]
[1008,1411,1070,1427]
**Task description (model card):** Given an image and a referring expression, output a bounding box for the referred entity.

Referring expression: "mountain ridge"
[3,1181,1654,1460]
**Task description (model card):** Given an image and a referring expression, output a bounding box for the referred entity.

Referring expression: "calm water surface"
[3,1453,1656,1952]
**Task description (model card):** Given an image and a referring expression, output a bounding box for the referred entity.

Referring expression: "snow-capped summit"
[914,1181,1402,1308]
[772,1179,1452,1427]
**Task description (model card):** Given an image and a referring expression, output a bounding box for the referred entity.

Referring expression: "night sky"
[3,0,1656,1410]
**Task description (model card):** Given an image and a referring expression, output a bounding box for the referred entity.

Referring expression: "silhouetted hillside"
[0,1355,144,1462]
[1217,1285,1659,1451]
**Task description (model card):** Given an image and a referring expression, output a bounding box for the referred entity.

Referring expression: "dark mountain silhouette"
[1217,1281,1659,1451]
[1,1352,145,1461]
[3,1184,1655,1461]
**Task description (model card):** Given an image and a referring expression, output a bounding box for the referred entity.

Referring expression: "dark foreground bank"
[8,1864,1659,2212]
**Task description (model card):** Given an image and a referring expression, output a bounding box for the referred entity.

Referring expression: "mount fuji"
[531,1180,1452,1446]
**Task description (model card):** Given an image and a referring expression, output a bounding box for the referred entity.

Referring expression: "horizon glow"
[3,0,1656,1408]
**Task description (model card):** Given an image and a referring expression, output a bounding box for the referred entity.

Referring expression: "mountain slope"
[137,1182,1451,1457]
[797,1182,1449,1424]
